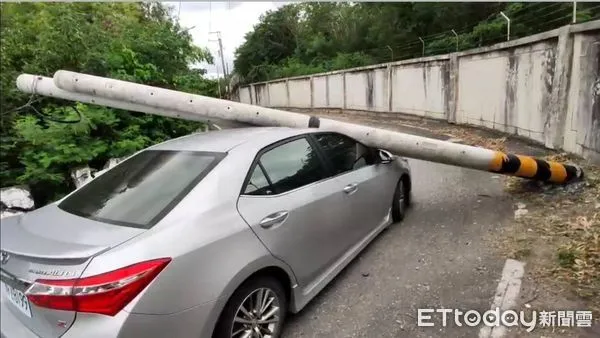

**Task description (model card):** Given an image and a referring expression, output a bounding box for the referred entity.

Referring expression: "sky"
[165,1,289,79]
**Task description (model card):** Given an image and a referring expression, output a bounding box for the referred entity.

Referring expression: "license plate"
[1,282,32,318]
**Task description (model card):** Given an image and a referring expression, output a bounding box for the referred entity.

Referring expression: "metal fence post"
[500,11,511,41]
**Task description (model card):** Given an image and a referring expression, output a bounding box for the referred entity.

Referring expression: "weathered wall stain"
[504,49,518,133]
[541,46,557,134]
[255,84,266,106]
[519,45,536,138]
[543,48,556,93]
[422,63,428,99]
[366,71,374,108]
[385,66,392,112]
[441,62,451,122]
[592,76,600,152]
[326,75,330,107]
[581,35,600,160]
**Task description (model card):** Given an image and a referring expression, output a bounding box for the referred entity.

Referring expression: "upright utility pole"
[215,65,222,99]
[210,31,228,79]
[210,31,228,96]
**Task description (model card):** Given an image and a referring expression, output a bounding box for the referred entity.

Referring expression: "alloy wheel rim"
[231,288,280,338]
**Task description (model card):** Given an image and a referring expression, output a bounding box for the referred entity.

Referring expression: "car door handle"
[343,183,358,194]
[259,211,289,229]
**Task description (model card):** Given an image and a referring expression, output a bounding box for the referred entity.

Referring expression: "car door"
[310,132,395,242]
[236,136,357,288]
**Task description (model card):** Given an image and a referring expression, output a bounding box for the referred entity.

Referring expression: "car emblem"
[0,251,10,265]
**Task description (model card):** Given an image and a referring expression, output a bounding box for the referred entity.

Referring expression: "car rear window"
[58,150,224,229]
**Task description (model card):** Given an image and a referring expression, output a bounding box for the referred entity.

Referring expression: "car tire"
[391,175,410,222]
[213,276,288,338]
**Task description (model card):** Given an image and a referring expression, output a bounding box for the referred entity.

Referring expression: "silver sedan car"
[1,127,411,338]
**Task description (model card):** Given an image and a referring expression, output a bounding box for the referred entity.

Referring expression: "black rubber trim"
[500,154,521,173]
[308,116,320,128]
[564,164,581,182]
[532,159,552,181]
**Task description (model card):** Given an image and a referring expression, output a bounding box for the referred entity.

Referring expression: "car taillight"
[25,258,171,316]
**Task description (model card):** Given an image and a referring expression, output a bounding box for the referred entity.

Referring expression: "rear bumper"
[64,300,223,338]
[1,297,224,338]
[1,296,39,338]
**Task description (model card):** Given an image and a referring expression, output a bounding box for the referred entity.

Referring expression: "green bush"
[0,2,219,205]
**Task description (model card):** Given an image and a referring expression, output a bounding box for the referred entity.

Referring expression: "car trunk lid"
[0,204,144,338]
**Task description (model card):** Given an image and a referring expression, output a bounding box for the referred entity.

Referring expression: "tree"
[0,2,220,205]
[233,2,600,84]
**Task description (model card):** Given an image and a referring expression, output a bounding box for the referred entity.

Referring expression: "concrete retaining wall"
[456,40,557,142]
[237,21,600,163]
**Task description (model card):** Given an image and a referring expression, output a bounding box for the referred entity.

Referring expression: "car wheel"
[213,276,287,338]
[391,176,410,222]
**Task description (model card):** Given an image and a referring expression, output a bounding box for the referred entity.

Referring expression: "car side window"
[243,165,274,195]
[314,133,375,175]
[248,137,327,195]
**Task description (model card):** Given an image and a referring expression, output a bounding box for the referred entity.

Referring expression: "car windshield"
[58,150,224,229]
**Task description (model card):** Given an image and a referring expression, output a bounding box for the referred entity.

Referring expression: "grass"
[501,156,600,314]
[557,247,577,268]
[393,114,600,315]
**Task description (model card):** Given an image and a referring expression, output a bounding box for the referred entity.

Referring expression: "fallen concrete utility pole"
[15,75,235,127]
[17,71,583,184]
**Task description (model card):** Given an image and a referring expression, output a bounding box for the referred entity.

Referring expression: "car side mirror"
[378,149,393,164]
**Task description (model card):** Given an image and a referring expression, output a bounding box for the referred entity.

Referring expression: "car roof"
[150,127,319,153]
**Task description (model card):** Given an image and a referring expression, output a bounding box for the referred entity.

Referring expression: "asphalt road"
[281,124,515,338]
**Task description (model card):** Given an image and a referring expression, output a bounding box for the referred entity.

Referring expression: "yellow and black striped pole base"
[489,151,583,184]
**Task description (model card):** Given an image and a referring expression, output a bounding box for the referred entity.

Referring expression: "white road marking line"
[479,258,526,338]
